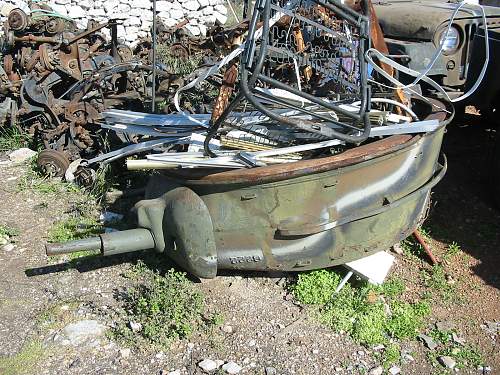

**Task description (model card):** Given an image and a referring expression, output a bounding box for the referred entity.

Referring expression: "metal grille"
[216,0,372,146]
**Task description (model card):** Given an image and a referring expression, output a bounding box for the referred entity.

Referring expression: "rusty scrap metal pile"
[0,0,441,183]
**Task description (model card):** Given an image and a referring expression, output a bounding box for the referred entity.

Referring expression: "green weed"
[47,217,102,244]
[36,301,79,331]
[87,164,114,203]
[0,340,45,375]
[208,312,225,327]
[385,301,430,340]
[0,126,30,152]
[157,47,203,76]
[428,327,484,369]
[113,265,205,349]
[421,265,456,302]
[381,343,401,369]
[292,269,342,305]
[0,224,20,238]
[438,345,483,369]
[292,270,430,346]
[446,242,461,256]
[17,162,81,195]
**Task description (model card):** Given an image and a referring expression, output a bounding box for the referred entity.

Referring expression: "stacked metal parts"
[0,0,441,180]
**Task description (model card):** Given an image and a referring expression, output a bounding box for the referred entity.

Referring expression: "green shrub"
[291,270,430,346]
[292,269,342,305]
[117,267,204,347]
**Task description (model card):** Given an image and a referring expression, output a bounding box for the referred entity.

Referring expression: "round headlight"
[438,26,461,55]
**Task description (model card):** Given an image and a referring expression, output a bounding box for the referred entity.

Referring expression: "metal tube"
[101,229,155,256]
[46,237,102,256]
[413,230,439,265]
[127,159,178,170]
[45,229,156,257]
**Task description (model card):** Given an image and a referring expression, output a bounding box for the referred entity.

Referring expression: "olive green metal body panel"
[160,128,444,273]
[45,115,448,279]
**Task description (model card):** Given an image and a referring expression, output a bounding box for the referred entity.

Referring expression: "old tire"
[37,150,70,177]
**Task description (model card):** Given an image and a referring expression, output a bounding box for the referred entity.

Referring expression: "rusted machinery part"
[413,229,439,265]
[169,43,190,60]
[65,102,101,125]
[211,63,238,123]
[45,18,66,35]
[36,149,70,177]
[8,8,29,32]
[3,55,20,82]
[14,35,59,44]
[347,0,409,106]
[116,44,134,62]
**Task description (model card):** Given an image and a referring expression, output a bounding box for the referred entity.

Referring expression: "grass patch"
[421,265,456,302]
[291,270,430,346]
[0,224,19,238]
[36,301,80,331]
[47,217,102,243]
[428,328,484,369]
[0,340,45,375]
[17,160,81,196]
[400,227,432,259]
[157,47,203,76]
[380,343,401,369]
[0,126,30,152]
[112,263,206,349]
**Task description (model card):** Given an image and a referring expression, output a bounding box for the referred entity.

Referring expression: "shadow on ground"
[425,112,500,289]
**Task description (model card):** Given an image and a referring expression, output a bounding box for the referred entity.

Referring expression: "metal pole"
[151,0,157,113]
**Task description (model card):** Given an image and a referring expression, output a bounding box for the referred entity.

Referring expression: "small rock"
[438,356,456,369]
[0,236,8,246]
[1,243,15,252]
[120,348,131,358]
[452,332,465,345]
[392,243,404,255]
[435,321,455,332]
[478,366,491,373]
[221,325,233,334]
[55,320,106,347]
[369,366,383,375]
[372,344,385,351]
[389,366,400,375]
[187,342,195,350]
[403,353,415,363]
[166,370,181,375]
[418,334,438,350]
[129,321,142,332]
[222,361,242,374]
[8,148,37,163]
[312,349,319,354]
[357,350,365,356]
[248,339,256,347]
[156,351,165,359]
[198,359,217,372]
[265,367,277,375]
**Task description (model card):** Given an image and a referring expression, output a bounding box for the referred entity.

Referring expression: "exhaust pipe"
[45,228,155,257]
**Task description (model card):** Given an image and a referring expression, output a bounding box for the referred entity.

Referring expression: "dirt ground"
[0,111,499,375]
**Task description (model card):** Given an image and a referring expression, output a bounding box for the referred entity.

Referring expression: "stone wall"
[0,0,229,42]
